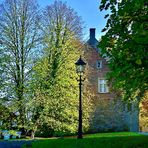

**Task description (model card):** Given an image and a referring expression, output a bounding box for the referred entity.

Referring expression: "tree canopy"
[99,0,148,101]
[30,1,91,136]
[0,0,40,133]
[0,0,92,137]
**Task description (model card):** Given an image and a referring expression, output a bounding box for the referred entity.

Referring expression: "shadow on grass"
[27,135,148,148]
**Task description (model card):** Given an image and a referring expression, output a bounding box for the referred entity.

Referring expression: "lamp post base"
[77,135,83,139]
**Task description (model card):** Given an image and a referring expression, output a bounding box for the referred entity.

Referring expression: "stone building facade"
[84,28,139,132]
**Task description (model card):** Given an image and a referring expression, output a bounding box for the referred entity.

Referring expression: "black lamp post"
[75,56,86,139]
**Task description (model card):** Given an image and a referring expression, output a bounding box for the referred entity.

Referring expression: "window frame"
[96,60,102,69]
[98,78,109,93]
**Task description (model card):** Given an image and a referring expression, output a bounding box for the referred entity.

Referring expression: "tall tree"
[31,0,92,136]
[0,0,40,132]
[99,0,148,101]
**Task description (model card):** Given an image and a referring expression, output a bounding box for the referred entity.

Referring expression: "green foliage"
[0,0,40,132]
[8,130,18,136]
[0,0,92,137]
[27,1,92,136]
[35,124,54,137]
[139,92,148,131]
[0,104,17,130]
[99,0,148,101]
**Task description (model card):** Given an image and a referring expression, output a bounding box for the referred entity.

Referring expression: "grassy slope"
[27,132,148,148]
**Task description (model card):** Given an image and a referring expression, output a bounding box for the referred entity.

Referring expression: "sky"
[0,0,107,40]
[38,0,107,41]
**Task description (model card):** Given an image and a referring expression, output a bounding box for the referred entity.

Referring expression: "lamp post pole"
[75,56,86,139]
[78,74,82,139]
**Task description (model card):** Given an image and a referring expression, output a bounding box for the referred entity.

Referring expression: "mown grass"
[24,132,148,148]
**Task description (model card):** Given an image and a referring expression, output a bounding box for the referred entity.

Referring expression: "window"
[98,79,109,93]
[97,60,102,69]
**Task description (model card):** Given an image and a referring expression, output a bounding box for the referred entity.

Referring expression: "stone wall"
[124,101,139,132]
[89,98,127,132]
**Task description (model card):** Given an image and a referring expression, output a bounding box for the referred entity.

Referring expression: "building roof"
[86,28,100,52]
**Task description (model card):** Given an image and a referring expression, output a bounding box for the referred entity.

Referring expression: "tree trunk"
[31,130,35,139]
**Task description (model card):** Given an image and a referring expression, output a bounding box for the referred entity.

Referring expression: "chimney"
[90,28,96,39]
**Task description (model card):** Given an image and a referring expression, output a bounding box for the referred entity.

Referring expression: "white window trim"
[98,78,109,93]
[97,60,102,69]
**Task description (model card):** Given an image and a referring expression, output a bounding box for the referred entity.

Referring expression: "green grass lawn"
[23,132,148,148]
